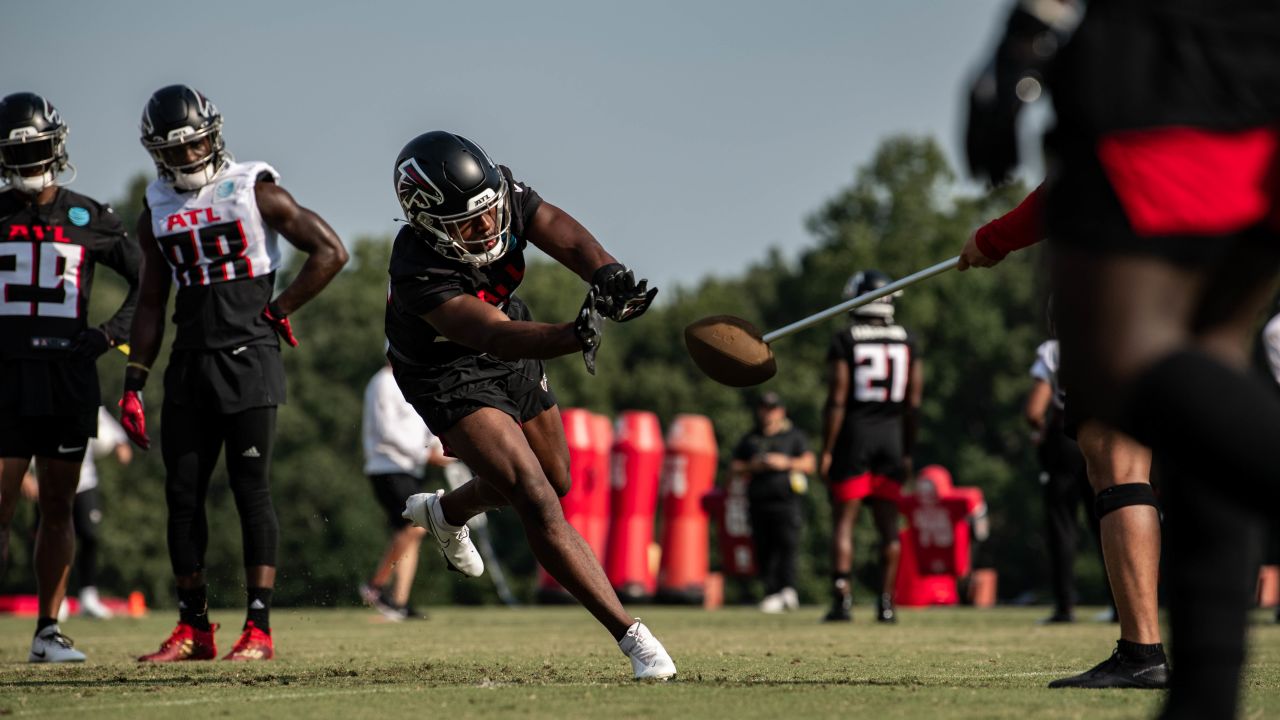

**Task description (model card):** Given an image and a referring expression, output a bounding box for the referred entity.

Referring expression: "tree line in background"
[3,136,1110,609]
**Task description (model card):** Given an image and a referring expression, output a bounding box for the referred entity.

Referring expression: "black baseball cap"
[757,391,784,408]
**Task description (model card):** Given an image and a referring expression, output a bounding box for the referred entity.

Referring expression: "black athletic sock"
[1128,350,1280,508]
[1117,639,1163,661]
[177,585,211,631]
[246,587,272,632]
[35,616,57,635]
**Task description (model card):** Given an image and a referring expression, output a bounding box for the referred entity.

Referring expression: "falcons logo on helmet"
[396,158,445,212]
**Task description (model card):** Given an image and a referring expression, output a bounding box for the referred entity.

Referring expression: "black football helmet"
[140,85,227,190]
[843,269,899,319]
[394,131,511,265]
[0,92,71,193]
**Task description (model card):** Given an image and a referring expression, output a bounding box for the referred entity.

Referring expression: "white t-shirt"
[78,407,128,493]
[362,365,439,476]
[1029,339,1066,411]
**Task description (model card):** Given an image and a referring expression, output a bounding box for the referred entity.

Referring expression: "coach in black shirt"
[731,392,815,613]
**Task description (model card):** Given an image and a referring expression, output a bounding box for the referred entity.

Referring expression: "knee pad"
[1095,483,1158,520]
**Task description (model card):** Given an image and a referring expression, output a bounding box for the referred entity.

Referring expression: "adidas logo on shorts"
[242,446,261,458]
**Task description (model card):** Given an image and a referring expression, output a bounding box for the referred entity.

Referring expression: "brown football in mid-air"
[683,315,777,387]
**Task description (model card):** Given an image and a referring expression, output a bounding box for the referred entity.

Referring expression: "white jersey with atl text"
[144,161,282,288]
[144,161,284,350]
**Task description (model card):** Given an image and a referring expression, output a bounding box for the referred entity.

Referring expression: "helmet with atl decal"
[0,92,71,194]
[140,85,228,191]
[843,269,900,320]
[393,131,511,266]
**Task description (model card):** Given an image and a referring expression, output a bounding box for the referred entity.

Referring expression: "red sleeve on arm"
[974,184,1045,260]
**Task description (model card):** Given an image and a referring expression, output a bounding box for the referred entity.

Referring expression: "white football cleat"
[403,490,484,577]
[618,620,676,681]
[759,593,786,614]
[29,625,86,663]
[78,587,114,619]
[780,587,800,611]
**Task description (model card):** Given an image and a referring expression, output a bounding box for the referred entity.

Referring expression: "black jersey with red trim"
[1050,0,1280,134]
[385,165,543,369]
[827,320,917,426]
[0,187,139,360]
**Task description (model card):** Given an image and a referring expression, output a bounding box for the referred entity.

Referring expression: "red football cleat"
[138,622,218,662]
[223,622,273,661]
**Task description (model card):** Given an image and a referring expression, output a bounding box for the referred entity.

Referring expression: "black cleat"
[822,592,853,623]
[1039,610,1075,624]
[400,605,429,620]
[876,594,897,623]
[1048,645,1169,689]
[822,605,851,622]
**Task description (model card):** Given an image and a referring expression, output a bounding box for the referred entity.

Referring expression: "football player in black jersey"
[968,2,1280,716]
[122,85,348,662]
[0,92,140,662]
[820,270,923,624]
[386,131,674,680]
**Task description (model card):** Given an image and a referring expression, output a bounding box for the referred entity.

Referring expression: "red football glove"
[118,390,150,450]
[262,301,298,348]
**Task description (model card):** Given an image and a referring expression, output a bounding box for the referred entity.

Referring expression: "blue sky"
[5,0,1021,290]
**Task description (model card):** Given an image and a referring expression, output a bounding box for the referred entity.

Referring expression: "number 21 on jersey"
[853,342,909,403]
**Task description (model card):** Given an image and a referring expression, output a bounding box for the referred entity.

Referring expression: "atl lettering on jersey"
[145,162,282,287]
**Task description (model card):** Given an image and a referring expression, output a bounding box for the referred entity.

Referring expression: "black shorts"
[391,356,557,436]
[0,357,100,418]
[164,345,286,414]
[830,418,905,483]
[0,413,93,461]
[368,472,422,529]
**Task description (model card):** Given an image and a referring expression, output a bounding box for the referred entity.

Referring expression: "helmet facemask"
[843,271,900,320]
[411,177,513,266]
[851,297,896,319]
[0,124,71,194]
[143,119,227,191]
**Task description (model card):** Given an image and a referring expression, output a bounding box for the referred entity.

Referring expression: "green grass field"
[1,606,1278,719]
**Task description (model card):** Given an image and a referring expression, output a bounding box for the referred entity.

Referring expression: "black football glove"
[70,326,112,361]
[965,4,1076,185]
[591,263,658,322]
[575,287,605,375]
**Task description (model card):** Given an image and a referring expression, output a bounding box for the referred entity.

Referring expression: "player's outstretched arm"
[255,182,349,316]
[526,202,657,322]
[422,292,585,362]
[525,201,616,280]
